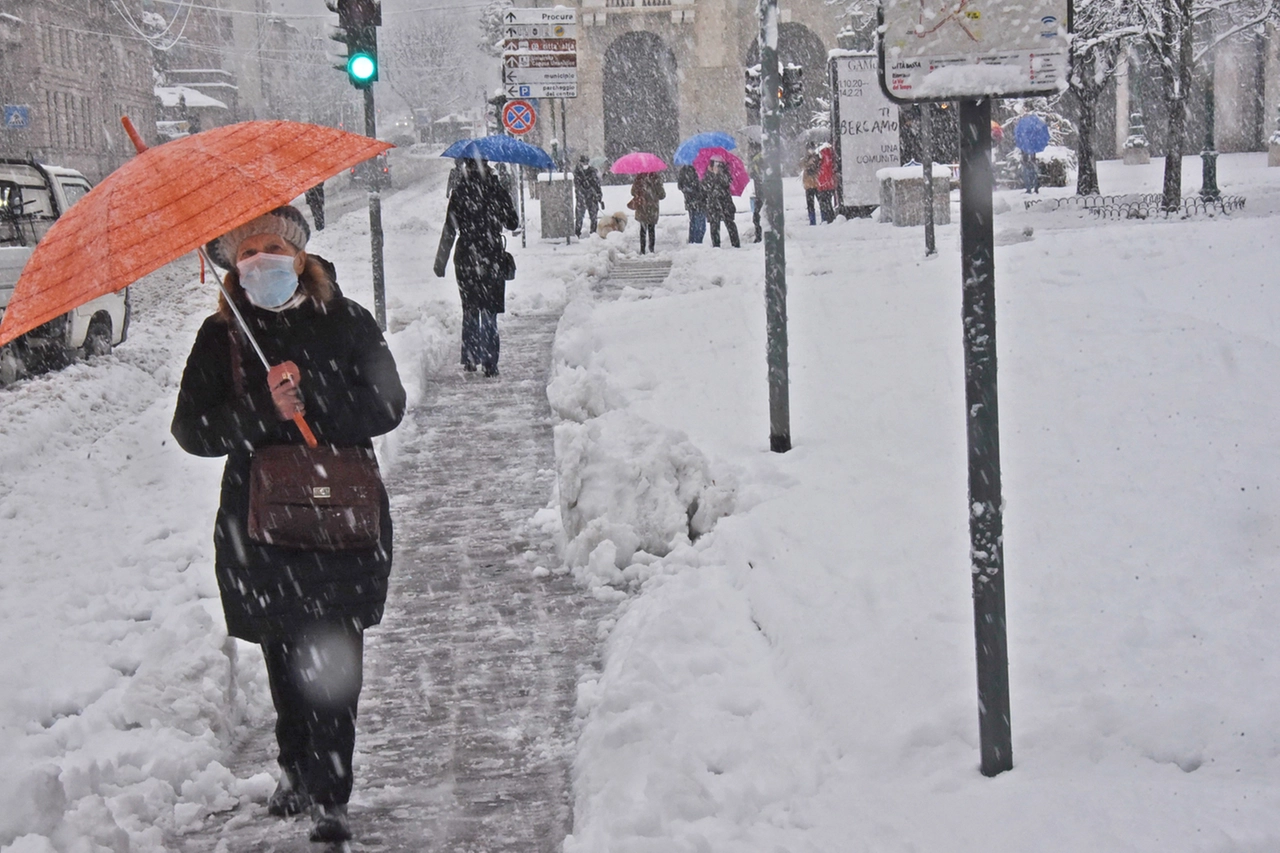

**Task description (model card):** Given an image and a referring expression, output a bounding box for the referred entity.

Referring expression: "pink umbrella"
[610,152,667,174]
[693,147,750,196]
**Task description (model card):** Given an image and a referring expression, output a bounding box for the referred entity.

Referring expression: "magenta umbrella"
[610,151,667,174]
[693,147,750,196]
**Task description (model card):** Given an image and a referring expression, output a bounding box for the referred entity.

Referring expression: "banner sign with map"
[878,0,1071,102]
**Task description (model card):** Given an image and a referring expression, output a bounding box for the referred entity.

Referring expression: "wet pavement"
[174,307,610,851]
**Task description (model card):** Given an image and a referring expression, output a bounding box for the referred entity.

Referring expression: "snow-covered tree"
[479,0,515,58]
[1132,0,1280,209]
[381,14,480,131]
[1069,0,1140,194]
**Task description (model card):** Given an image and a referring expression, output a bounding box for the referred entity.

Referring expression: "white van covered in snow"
[0,159,130,384]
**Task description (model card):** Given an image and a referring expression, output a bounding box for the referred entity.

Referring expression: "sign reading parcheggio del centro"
[879,0,1071,102]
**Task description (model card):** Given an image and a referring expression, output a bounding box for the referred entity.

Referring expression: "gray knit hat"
[205,205,310,270]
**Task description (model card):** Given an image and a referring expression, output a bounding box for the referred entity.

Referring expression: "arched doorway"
[603,32,678,181]
[744,23,828,173]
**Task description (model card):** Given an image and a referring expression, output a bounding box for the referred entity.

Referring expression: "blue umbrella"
[1014,115,1050,154]
[440,135,554,169]
[673,131,738,166]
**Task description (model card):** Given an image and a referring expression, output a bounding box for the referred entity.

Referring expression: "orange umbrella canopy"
[0,120,391,347]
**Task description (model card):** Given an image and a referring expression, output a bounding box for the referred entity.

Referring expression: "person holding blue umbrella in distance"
[434,151,520,376]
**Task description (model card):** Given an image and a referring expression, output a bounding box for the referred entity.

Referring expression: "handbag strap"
[228,325,245,398]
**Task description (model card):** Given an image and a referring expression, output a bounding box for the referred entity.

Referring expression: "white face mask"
[236,252,300,309]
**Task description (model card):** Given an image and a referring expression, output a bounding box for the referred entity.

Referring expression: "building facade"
[558,0,848,175]
[0,0,158,182]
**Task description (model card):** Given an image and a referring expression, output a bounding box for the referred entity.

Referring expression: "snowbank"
[556,154,1280,852]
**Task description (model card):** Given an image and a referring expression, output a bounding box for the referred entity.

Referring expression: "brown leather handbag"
[230,328,384,551]
[247,444,383,551]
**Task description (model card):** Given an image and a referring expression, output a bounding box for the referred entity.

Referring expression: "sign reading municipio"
[830,54,899,207]
[879,0,1071,102]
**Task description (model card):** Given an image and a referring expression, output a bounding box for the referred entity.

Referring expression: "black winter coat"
[703,167,736,220]
[438,168,520,313]
[573,163,602,207]
[171,296,406,643]
[677,165,704,212]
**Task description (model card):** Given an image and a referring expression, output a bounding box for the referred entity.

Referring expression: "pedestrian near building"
[573,154,603,239]
[170,205,407,844]
[304,182,325,231]
[677,163,706,244]
[801,143,821,226]
[628,171,665,255]
[703,157,740,248]
[434,157,520,376]
[816,143,838,223]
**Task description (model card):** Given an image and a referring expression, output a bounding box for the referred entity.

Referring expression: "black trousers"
[575,199,599,237]
[262,626,364,806]
[709,216,739,248]
[639,222,656,253]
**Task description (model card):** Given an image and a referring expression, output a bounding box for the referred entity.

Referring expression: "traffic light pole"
[364,86,387,331]
[759,0,790,454]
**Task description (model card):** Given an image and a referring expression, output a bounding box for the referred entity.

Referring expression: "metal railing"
[1025,193,1246,219]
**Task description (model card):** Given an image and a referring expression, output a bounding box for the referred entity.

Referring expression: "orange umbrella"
[0,119,391,348]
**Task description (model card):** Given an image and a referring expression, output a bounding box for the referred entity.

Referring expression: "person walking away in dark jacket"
[434,157,520,376]
[800,143,821,225]
[816,143,838,223]
[171,205,406,844]
[746,141,763,243]
[676,164,705,244]
[628,171,665,255]
[703,157,740,248]
[573,155,603,238]
[304,182,325,230]
[446,158,464,198]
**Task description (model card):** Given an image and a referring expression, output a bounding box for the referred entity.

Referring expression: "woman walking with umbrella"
[628,171,666,255]
[435,155,520,376]
[171,205,406,843]
[703,155,740,248]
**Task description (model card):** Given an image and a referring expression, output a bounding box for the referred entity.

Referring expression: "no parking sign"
[501,100,536,136]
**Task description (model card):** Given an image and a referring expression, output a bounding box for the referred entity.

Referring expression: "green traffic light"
[347,53,376,83]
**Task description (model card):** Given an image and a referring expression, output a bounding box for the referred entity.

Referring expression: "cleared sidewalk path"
[174,307,607,851]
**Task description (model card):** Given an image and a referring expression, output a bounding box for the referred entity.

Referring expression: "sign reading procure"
[879,0,1071,102]
[830,53,899,207]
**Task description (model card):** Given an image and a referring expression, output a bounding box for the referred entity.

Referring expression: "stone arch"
[744,22,828,171]
[602,31,679,180]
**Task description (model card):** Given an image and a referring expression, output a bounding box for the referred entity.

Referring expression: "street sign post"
[501,99,537,136]
[829,53,899,208]
[505,83,577,99]
[502,8,577,101]
[879,0,1070,102]
[3,105,30,130]
[877,0,1072,781]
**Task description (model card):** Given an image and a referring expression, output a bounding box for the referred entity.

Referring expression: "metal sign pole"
[921,104,936,256]
[959,98,1011,777]
[759,0,791,453]
[364,86,386,332]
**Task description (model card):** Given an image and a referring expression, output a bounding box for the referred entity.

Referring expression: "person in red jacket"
[815,143,838,223]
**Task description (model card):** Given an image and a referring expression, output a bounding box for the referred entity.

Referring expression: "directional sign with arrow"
[503,53,577,69]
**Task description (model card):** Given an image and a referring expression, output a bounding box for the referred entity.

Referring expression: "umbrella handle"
[292,412,319,449]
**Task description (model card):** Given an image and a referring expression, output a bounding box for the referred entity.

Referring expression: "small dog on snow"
[597,211,628,239]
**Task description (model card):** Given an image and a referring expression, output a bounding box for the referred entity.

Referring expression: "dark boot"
[310,804,352,842]
[267,771,311,817]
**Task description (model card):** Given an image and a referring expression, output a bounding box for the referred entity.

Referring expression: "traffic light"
[744,64,761,112]
[781,64,804,110]
[327,0,380,89]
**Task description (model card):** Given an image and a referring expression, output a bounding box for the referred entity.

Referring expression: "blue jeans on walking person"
[461,307,499,372]
[688,210,706,244]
